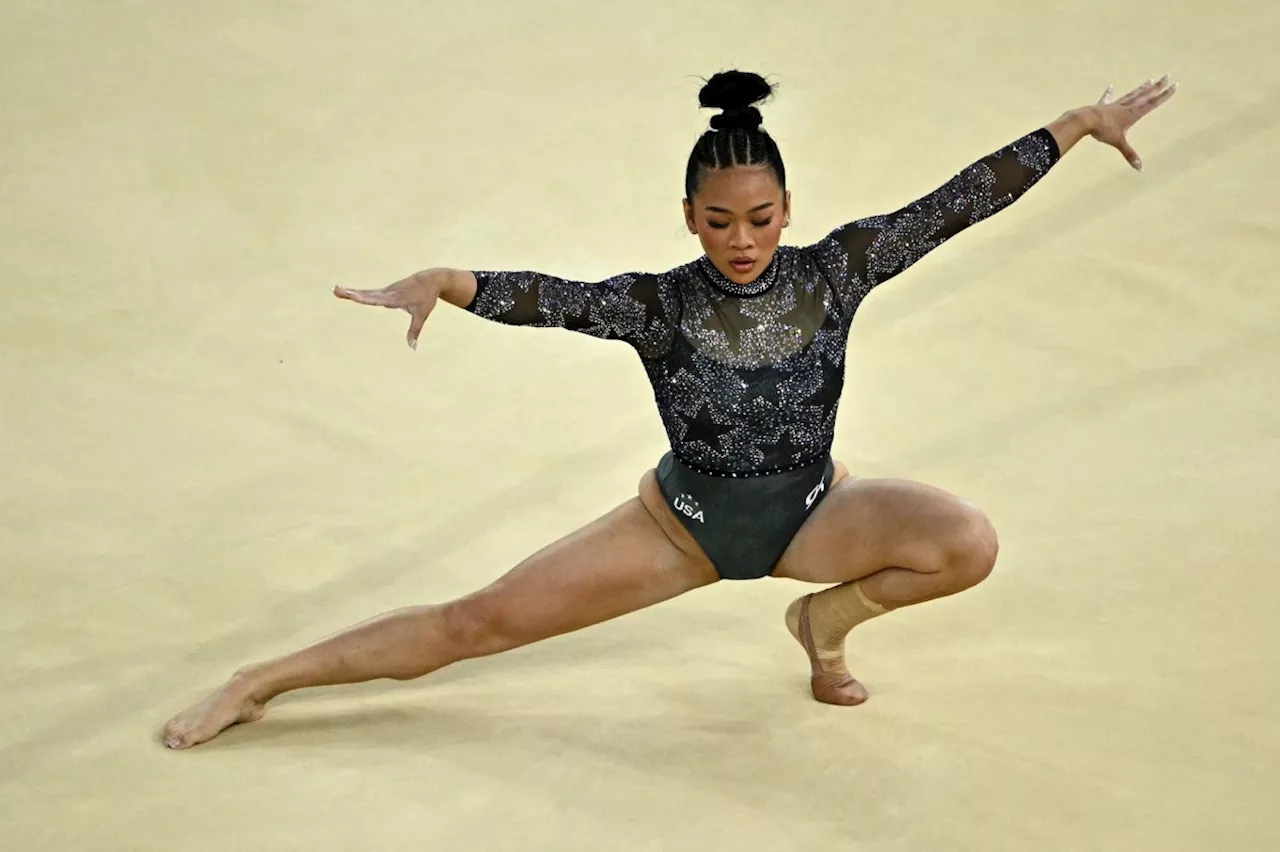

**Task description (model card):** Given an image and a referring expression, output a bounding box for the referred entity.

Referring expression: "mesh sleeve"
[813,127,1060,320]
[464,268,679,360]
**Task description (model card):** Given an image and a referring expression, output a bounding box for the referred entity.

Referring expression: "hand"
[1090,76,1178,171]
[334,270,443,350]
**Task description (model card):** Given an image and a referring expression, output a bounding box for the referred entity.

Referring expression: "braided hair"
[684,70,787,200]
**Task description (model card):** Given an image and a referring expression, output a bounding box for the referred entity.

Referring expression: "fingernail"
[1135,159,1143,171]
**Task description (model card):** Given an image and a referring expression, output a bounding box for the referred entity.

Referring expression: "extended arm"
[462,267,663,340]
[822,126,1061,301]
[335,265,678,357]
[815,76,1177,317]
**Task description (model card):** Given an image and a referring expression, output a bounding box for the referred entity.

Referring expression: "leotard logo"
[805,477,826,510]
[673,493,705,523]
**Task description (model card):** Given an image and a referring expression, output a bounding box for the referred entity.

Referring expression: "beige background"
[2,1,1277,849]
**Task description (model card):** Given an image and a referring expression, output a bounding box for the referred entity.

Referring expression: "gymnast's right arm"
[334,265,678,357]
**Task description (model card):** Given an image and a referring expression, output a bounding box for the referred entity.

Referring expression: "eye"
[707,221,729,230]
[751,218,774,228]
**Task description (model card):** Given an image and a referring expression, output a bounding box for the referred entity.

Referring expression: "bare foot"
[785,594,869,706]
[162,669,269,749]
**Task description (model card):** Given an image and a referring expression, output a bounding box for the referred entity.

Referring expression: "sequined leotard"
[465,128,1060,578]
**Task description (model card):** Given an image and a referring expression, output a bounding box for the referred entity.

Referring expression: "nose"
[728,224,753,250]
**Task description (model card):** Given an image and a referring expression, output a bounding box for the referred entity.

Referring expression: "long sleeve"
[463,268,680,360]
[813,127,1060,320]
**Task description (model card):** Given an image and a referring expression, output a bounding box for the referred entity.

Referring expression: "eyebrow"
[704,202,775,214]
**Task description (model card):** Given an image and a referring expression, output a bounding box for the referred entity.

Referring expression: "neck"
[699,253,778,296]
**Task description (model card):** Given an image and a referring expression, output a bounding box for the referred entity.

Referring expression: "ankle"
[230,663,278,704]
[823,581,887,627]
[809,583,883,645]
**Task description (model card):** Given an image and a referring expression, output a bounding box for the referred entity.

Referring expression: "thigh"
[772,471,985,585]
[451,469,720,644]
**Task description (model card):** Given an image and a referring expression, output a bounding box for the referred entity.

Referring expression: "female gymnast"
[163,70,1176,749]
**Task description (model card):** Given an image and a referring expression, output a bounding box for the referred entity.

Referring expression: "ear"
[682,198,698,234]
[783,190,792,227]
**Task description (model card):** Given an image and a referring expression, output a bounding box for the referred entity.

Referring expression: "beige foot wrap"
[853,580,888,616]
[797,592,870,706]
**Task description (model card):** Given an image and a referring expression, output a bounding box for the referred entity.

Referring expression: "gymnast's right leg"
[162,470,719,750]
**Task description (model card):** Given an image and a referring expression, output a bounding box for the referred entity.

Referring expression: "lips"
[729,258,755,273]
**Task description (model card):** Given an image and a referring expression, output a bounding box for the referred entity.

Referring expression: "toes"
[163,715,217,749]
[162,710,207,750]
[812,674,869,706]
[162,726,189,750]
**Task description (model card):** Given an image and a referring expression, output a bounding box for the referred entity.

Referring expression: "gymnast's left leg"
[771,465,1000,705]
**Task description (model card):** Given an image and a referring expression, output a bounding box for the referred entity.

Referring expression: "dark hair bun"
[699,70,773,131]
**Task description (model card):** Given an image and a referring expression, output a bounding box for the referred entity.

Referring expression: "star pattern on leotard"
[771,427,814,467]
[718,304,761,352]
[680,399,739,456]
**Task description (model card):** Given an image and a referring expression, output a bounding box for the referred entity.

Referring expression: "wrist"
[1072,105,1102,134]
[427,268,478,308]
[413,267,450,297]
[1046,106,1102,156]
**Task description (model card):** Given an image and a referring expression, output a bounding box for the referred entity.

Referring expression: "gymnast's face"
[684,166,790,286]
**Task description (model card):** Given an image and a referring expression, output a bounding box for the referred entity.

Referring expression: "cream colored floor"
[3,1,1278,849]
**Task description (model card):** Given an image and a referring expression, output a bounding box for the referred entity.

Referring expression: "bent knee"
[948,505,999,587]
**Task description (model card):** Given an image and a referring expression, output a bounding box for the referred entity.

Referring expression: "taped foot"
[785,593,869,706]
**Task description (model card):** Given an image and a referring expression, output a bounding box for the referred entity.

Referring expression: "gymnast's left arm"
[817,76,1177,313]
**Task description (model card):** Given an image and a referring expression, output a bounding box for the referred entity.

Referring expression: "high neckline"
[697,252,779,297]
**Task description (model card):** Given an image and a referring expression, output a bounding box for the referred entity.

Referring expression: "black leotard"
[464,128,1060,483]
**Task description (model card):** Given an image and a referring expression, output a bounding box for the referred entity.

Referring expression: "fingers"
[1115,134,1143,172]
[1135,78,1178,116]
[1097,85,1114,105]
[1119,75,1176,109]
[334,281,435,350]
[1117,77,1156,106]
[334,285,399,308]
[1118,76,1165,106]
[406,310,427,350]
[1098,75,1176,172]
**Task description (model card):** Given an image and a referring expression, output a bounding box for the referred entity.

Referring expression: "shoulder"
[793,217,896,266]
[784,230,850,270]
[661,257,704,279]
[650,257,705,294]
